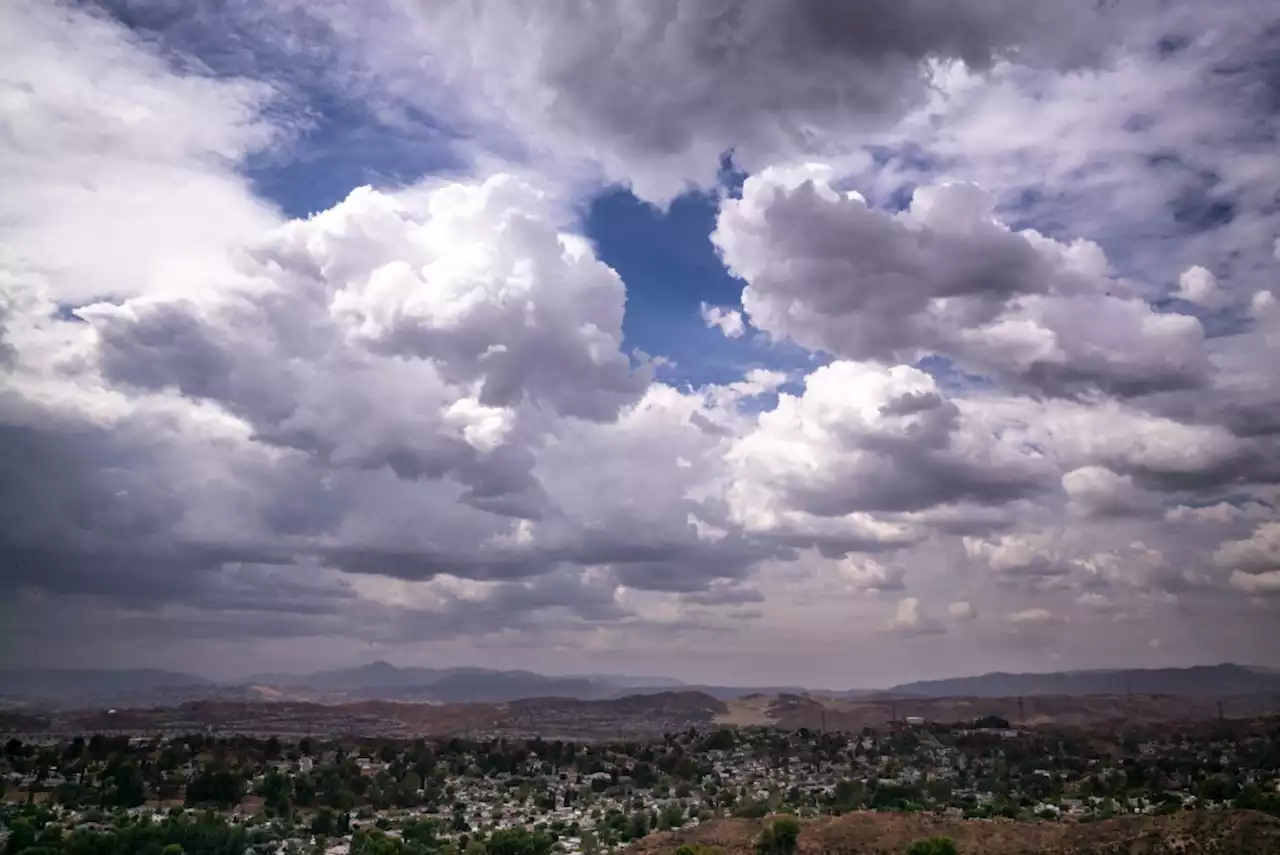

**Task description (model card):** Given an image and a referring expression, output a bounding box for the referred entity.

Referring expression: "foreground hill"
[635,811,1280,855]
[889,664,1280,698]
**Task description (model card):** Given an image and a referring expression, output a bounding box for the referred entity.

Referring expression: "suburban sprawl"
[3,714,1279,855]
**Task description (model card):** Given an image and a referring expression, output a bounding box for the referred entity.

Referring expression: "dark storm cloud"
[402,0,1123,199]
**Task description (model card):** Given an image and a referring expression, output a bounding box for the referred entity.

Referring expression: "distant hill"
[888,663,1280,698]
[246,661,446,691]
[578,673,687,689]
[238,662,805,703]
[655,684,823,701]
[10,661,1279,710]
[386,671,616,703]
[243,662,618,701]
[0,668,210,706]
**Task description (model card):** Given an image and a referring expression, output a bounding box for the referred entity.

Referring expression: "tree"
[756,817,801,855]
[905,837,958,855]
[486,827,554,855]
[186,763,244,808]
[658,802,684,830]
[832,779,862,811]
[4,817,36,854]
[101,759,147,808]
[311,807,337,836]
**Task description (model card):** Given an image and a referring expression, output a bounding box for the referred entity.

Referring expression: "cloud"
[1214,523,1280,576]
[1061,466,1161,519]
[726,360,1052,529]
[1229,570,1280,597]
[3,0,1280,682]
[714,166,1209,398]
[699,302,746,339]
[1077,592,1114,611]
[964,534,1071,581]
[1165,501,1275,525]
[1007,608,1059,626]
[0,0,282,305]
[837,558,906,593]
[1174,266,1229,310]
[333,0,1123,202]
[874,5,1280,300]
[76,176,651,524]
[886,597,946,636]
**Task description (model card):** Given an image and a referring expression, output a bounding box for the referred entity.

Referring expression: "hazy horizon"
[7,658,1275,694]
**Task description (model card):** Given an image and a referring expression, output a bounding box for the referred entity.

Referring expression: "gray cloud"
[402,0,1126,200]
[716,168,1211,399]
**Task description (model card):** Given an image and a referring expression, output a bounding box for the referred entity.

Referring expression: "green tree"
[311,807,337,836]
[905,837,958,855]
[756,817,801,855]
[658,802,684,830]
[101,758,147,808]
[486,827,554,855]
[4,817,37,854]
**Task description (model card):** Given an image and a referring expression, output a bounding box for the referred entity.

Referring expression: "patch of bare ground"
[716,695,779,727]
[633,811,1280,855]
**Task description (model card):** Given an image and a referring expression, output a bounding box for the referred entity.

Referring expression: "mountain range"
[886,663,1280,698]
[1,662,1276,710]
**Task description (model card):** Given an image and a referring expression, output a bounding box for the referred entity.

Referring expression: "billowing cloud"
[338,0,1124,202]
[1215,523,1280,577]
[726,360,1052,529]
[1061,466,1161,519]
[714,166,1210,398]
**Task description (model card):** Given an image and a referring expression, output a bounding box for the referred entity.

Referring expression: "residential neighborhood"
[2,715,1278,854]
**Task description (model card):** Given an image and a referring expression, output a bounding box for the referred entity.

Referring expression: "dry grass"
[633,811,1280,855]
[716,696,779,728]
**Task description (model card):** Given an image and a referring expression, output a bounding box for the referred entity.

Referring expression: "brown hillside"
[716,693,1280,731]
[634,811,1280,855]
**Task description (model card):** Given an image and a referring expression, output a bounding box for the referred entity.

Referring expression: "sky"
[1,0,1279,688]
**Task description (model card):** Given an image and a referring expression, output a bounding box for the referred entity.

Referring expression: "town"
[2,715,1279,854]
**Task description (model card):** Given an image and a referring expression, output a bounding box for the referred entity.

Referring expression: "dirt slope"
[633,811,1280,855]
